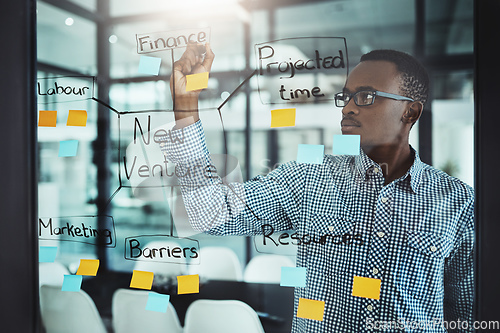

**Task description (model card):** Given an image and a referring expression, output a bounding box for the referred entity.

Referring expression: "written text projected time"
[255,37,348,105]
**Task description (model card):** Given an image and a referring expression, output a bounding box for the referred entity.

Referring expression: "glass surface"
[37,0,474,331]
[37,1,97,74]
[68,0,97,11]
[432,70,474,186]
[426,0,474,55]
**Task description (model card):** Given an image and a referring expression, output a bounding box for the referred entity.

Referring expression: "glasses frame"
[334,90,415,107]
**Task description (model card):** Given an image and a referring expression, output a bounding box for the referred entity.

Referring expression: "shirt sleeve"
[158,119,305,236]
[443,192,474,331]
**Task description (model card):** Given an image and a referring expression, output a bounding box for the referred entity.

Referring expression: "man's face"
[341,60,410,148]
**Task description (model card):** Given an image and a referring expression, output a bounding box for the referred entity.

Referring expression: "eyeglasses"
[334,90,414,107]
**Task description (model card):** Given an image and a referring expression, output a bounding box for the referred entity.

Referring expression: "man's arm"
[443,194,474,330]
[161,43,305,236]
[170,42,213,126]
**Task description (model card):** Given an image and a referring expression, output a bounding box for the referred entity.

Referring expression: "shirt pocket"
[304,213,357,276]
[397,230,453,299]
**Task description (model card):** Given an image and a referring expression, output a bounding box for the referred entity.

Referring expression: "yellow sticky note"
[38,111,57,127]
[67,110,87,126]
[130,270,154,290]
[185,72,209,92]
[297,298,325,321]
[271,108,296,128]
[177,274,199,294]
[352,276,381,300]
[76,259,100,276]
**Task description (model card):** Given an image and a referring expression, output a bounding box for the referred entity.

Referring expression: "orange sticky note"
[67,110,87,126]
[185,72,209,92]
[177,274,199,294]
[297,298,325,321]
[76,259,99,276]
[271,108,296,128]
[38,111,57,127]
[352,276,381,300]
[130,270,154,290]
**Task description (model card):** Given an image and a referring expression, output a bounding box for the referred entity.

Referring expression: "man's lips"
[341,119,361,127]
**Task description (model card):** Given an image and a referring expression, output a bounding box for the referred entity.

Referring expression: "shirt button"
[381,197,389,203]
[372,268,379,274]
[373,168,380,174]
[430,246,437,252]
[377,232,385,238]
[367,305,373,311]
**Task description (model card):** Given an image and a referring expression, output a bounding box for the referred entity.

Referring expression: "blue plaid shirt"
[160,120,474,333]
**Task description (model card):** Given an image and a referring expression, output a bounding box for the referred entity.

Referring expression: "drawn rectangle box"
[124,235,200,265]
[38,215,116,247]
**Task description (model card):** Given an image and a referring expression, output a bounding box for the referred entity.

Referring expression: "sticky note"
[296,144,324,164]
[39,246,58,262]
[185,72,209,92]
[58,140,78,157]
[130,270,154,290]
[66,110,87,127]
[332,134,360,155]
[281,267,307,287]
[138,56,162,75]
[145,292,170,313]
[76,259,100,276]
[177,274,199,294]
[271,108,296,128]
[38,111,57,127]
[352,276,381,300]
[61,275,83,292]
[296,298,325,321]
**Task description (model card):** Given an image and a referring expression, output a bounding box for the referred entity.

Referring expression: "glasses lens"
[354,91,375,106]
[335,93,348,107]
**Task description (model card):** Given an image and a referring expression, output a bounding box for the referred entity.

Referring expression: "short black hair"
[360,49,429,105]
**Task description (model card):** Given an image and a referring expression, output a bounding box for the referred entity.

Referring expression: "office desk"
[82,272,294,333]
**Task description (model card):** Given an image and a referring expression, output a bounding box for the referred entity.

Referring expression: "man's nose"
[341,99,360,116]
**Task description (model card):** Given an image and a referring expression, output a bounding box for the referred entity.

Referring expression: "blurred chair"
[112,288,182,333]
[39,262,69,287]
[184,300,265,333]
[188,246,243,281]
[39,285,107,333]
[243,254,295,283]
[133,241,187,279]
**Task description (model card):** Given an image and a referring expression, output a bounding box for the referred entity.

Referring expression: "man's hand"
[170,43,215,126]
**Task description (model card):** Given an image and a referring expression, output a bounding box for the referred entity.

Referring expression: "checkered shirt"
[159,120,474,333]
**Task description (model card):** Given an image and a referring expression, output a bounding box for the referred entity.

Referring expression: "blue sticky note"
[281,267,307,287]
[58,140,79,157]
[61,275,83,292]
[332,135,360,155]
[145,292,170,313]
[138,56,162,75]
[39,246,58,262]
[296,144,324,164]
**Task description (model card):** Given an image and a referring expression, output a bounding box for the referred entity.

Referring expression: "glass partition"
[37,0,475,332]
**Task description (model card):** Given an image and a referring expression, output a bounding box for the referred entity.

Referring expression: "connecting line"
[99,186,121,215]
[225,182,260,221]
[170,186,175,236]
[215,69,262,223]
[91,97,121,115]
[218,69,257,110]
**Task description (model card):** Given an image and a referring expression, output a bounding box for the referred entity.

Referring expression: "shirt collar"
[354,145,425,194]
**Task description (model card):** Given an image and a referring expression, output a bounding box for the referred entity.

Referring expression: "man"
[160,44,474,332]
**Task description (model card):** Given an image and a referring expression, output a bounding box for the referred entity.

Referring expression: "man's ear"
[402,101,423,125]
